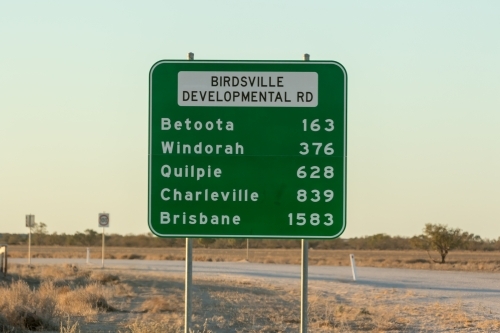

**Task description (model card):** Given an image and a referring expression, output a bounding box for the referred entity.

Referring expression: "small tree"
[84,229,99,246]
[33,222,48,245]
[414,224,473,263]
[226,238,245,248]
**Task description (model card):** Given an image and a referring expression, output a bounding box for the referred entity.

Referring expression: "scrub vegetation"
[1,264,500,332]
[6,246,500,273]
[0,264,113,332]
[2,223,499,252]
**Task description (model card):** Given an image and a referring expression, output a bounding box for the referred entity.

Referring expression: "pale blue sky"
[1,1,499,238]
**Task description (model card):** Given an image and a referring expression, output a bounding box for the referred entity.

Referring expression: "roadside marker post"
[350,254,357,281]
[0,245,7,276]
[148,52,347,332]
[98,213,110,268]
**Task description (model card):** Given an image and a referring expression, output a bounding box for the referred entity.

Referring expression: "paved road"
[11,258,500,312]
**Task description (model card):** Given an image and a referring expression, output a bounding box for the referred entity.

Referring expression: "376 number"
[299,143,334,155]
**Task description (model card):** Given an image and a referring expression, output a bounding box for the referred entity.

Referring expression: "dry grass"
[0,280,57,331]
[120,320,183,333]
[122,273,500,333]
[140,296,180,313]
[8,246,500,272]
[2,264,500,332]
[0,264,117,332]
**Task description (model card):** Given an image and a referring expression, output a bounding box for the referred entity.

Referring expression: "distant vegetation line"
[1,223,500,252]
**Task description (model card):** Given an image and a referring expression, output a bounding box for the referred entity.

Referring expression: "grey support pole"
[101,228,105,268]
[185,238,193,332]
[300,53,309,333]
[184,51,194,333]
[301,239,308,332]
[301,52,310,333]
[28,226,32,265]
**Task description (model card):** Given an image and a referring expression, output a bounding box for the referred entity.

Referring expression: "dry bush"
[59,316,81,333]
[89,271,120,285]
[121,318,182,333]
[0,265,116,331]
[0,280,57,330]
[140,296,181,313]
[0,313,14,332]
[8,263,90,282]
[113,283,136,297]
[57,283,114,316]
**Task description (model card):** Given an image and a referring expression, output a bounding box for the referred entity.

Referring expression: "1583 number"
[288,213,334,226]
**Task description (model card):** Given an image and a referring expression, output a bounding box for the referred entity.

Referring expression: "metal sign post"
[185,238,193,332]
[98,213,110,268]
[300,53,310,333]
[28,227,32,265]
[301,239,308,332]
[184,52,194,333]
[102,228,105,268]
[25,215,35,265]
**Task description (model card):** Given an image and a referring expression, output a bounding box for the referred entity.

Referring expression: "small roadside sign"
[25,215,35,228]
[98,213,110,228]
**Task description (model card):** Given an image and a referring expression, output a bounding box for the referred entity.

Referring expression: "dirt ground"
[2,264,500,333]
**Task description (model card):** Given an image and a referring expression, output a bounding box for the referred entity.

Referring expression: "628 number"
[297,166,334,179]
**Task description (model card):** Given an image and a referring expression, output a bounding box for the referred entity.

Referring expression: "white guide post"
[184,51,195,333]
[86,247,90,265]
[0,245,7,276]
[350,254,357,281]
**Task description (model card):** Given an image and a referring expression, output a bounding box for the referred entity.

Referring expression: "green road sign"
[148,60,347,239]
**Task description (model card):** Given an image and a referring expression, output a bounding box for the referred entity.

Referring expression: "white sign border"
[148,60,347,239]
